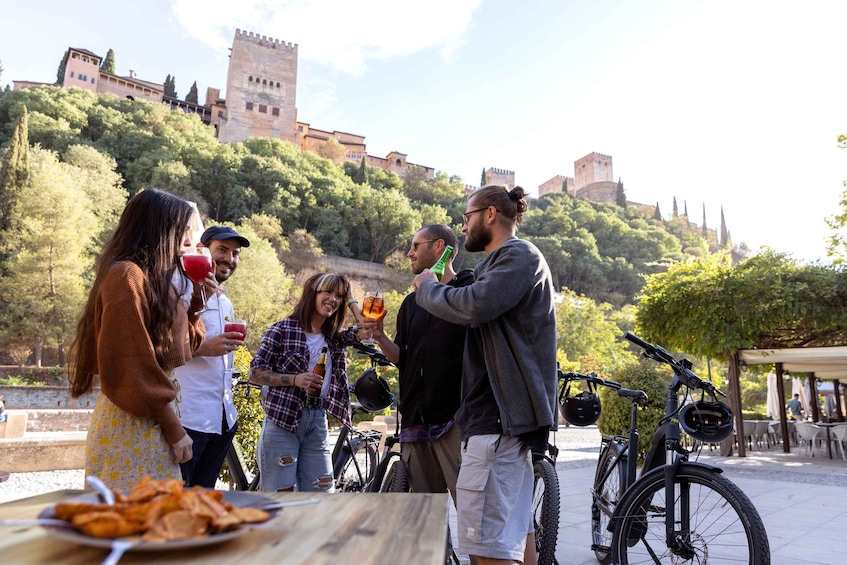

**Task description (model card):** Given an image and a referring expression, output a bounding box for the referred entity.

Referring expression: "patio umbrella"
[766,372,781,419]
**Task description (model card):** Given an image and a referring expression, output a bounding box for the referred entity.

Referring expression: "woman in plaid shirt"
[250,273,364,491]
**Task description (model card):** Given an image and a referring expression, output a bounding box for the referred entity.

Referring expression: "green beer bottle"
[430,245,454,278]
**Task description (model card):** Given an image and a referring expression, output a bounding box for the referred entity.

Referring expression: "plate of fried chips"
[37,477,278,551]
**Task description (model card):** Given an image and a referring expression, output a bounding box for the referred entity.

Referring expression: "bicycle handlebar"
[622,332,726,398]
[558,369,622,391]
[351,342,394,367]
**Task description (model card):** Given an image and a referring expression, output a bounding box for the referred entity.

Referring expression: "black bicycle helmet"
[353,368,393,412]
[560,380,602,427]
[678,401,734,443]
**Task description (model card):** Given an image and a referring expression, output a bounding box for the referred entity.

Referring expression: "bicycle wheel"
[367,450,402,492]
[335,438,378,492]
[224,440,251,491]
[532,458,559,565]
[591,446,626,564]
[387,457,409,492]
[611,463,770,564]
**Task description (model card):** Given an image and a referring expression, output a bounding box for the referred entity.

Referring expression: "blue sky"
[2,0,846,263]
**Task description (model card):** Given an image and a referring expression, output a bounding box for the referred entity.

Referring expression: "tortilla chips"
[52,476,270,541]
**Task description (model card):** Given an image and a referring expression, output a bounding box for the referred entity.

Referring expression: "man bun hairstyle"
[475,184,528,226]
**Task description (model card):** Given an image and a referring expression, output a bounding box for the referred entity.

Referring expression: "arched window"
[249,76,253,82]
[396,159,402,166]
[276,82,280,88]
[263,79,267,85]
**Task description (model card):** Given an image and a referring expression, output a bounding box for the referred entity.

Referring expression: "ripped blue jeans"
[257,408,332,492]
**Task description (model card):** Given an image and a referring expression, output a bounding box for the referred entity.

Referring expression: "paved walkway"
[548,426,847,565]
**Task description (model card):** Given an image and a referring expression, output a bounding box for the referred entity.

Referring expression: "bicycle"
[566,332,770,564]
[223,344,396,493]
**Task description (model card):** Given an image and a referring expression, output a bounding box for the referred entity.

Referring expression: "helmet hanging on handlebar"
[560,379,602,427]
[353,368,394,413]
[678,400,734,443]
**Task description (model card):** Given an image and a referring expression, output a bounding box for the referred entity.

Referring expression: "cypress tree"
[720,206,729,248]
[355,156,367,184]
[56,51,67,85]
[0,106,30,272]
[702,204,708,237]
[101,49,115,73]
[186,81,199,103]
[653,202,662,221]
[480,168,487,186]
[615,178,626,207]
[672,197,678,218]
[164,74,177,98]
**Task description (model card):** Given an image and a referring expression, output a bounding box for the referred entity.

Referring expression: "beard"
[464,222,492,253]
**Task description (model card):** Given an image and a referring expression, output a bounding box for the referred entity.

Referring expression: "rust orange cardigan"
[77,261,205,444]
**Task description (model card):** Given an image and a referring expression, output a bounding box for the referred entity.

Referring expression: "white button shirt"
[174,284,238,434]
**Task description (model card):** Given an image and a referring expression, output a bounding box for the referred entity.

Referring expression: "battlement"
[234,28,297,51]
[488,167,514,175]
[576,151,612,163]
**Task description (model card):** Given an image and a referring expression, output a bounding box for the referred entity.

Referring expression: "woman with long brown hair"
[250,273,364,491]
[70,188,206,490]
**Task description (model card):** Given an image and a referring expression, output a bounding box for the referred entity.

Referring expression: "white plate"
[37,490,280,552]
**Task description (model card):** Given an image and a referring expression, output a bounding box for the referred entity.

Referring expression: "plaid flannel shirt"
[251,317,359,432]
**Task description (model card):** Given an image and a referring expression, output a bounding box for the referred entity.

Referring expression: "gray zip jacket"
[415,237,558,437]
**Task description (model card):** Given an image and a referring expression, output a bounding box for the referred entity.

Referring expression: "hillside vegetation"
[0,86,729,369]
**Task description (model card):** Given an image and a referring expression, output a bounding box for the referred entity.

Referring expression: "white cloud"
[169,0,481,74]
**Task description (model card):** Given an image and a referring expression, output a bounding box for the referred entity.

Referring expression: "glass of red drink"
[224,320,247,341]
[180,248,213,314]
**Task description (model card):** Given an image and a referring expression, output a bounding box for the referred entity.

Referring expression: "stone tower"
[574,152,613,189]
[484,167,515,189]
[218,29,298,144]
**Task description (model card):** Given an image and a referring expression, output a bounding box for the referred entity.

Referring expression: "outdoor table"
[0,489,449,564]
[816,422,841,460]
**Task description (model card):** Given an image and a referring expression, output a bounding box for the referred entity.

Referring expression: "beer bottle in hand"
[430,245,454,278]
[310,346,328,396]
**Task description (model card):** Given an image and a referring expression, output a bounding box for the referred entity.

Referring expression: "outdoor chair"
[753,420,772,449]
[794,421,824,457]
[831,423,847,461]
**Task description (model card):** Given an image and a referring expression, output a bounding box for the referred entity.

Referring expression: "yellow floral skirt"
[86,387,181,491]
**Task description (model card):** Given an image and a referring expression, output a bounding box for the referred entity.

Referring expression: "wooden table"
[0,490,449,564]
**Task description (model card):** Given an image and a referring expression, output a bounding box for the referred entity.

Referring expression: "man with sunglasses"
[414,186,557,565]
[364,224,473,504]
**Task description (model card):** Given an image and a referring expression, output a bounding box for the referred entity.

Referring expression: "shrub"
[597,358,670,462]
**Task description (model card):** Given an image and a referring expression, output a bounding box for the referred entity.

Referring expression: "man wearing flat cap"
[176,226,251,487]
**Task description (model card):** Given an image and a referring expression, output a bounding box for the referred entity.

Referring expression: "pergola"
[735,346,847,454]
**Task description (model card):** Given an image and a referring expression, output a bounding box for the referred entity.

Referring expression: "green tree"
[353,156,367,184]
[555,288,631,374]
[672,197,678,218]
[652,202,662,221]
[615,178,626,208]
[163,74,177,97]
[219,222,295,351]
[702,204,707,237]
[720,206,729,248]
[0,106,30,273]
[56,51,67,85]
[100,49,115,73]
[0,147,122,366]
[186,81,199,104]
[480,167,486,186]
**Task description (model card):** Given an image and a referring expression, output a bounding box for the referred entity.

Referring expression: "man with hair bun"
[414,185,558,565]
